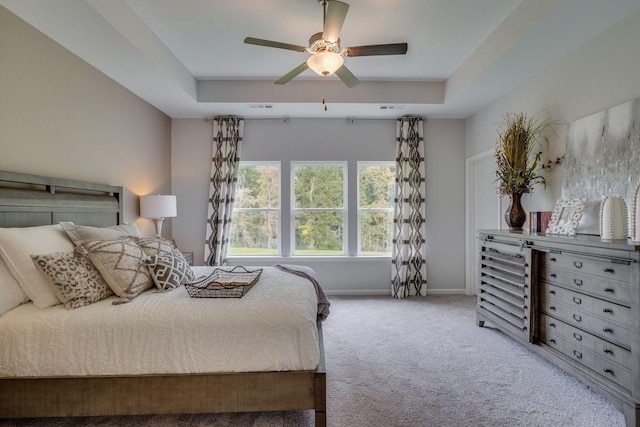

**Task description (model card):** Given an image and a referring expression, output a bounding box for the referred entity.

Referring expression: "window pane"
[294,211,343,254]
[230,210,278,255]
[294,165,344,208]
[230,162,280,256]
[235,164,279,209]
[359,164,395,208]
[360,211,394,254]
[358,163,395,256]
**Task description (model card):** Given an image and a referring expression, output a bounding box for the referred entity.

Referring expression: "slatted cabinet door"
[477,238,533,345]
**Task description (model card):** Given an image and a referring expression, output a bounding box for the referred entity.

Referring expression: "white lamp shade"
[140,195,177,219]
[307,51,344,76]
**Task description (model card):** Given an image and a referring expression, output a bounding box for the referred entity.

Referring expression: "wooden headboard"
[0,171,123,228]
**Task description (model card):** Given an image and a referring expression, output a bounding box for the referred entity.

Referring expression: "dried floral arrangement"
[495,111,558,196]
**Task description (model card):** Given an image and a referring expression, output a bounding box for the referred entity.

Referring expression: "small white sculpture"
[631,184,640,242]
[599,196,628,240]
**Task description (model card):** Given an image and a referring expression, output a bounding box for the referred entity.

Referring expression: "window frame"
[228,161,281,256]
[290,161,348,256]
[357,161,396,256]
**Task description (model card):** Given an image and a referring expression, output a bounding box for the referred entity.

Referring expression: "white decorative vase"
[599,196,628,240]
[631,184,640,242]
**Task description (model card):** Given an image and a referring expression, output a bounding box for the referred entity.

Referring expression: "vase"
[505,192,526,231]
[599,196,628,240]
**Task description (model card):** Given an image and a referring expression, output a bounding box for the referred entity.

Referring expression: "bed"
[0,171,327,426]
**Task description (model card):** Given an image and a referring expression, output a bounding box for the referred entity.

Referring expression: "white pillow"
[59,222,141,246]
[0,224,74,308]
[0,255,29,315]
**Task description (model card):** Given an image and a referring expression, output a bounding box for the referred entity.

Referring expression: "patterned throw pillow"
[78,238,153,301]
[31,251,113,309]
[134,237,175,258]
[145,250,195,291]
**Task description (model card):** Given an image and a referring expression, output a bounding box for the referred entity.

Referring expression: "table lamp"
[140,194,177,237]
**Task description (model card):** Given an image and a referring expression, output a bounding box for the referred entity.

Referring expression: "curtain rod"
[204,116,411,123]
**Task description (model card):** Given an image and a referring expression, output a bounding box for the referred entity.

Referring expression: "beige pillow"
[0,224,74,308]
[79,238,153,301]
[60,222,141,246]
[134,237,175,258]
[31,251,113,309]
[0,256,30,314]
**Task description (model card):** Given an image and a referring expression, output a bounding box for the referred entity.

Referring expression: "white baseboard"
[325,288,470,296]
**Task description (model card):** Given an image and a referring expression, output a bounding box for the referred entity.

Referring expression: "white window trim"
[290,161,348,256]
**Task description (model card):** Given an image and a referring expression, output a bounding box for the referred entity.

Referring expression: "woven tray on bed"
[185,266,262,298]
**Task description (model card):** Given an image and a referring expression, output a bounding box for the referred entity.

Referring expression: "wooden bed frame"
[0,171,327,425]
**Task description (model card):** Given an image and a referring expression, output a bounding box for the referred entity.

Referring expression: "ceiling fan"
[244,0,408,88]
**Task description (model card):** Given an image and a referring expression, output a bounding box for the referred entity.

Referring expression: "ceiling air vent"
[379,105,404,110]
[249,104,274,109]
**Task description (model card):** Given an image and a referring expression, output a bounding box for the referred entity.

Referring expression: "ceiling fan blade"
[335,65,359,88]
[244,37,307,53]
[275,62,310,85]
[345,43,408,57]
[323,1,349,43]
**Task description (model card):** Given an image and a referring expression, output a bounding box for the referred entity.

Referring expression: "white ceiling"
[2,0,640,119]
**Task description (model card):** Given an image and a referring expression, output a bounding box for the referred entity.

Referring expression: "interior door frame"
[465,149,502,295]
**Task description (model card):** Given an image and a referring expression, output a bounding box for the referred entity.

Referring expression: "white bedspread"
[0,266,320,377]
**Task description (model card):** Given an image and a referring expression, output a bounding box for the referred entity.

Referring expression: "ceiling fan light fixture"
[307,51,344,76]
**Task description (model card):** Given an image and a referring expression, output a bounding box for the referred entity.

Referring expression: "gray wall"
[465,9,640,216]
[171,117,466,295]
[0,5,172,237]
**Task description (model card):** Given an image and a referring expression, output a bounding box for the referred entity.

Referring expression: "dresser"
[477,230,640,427]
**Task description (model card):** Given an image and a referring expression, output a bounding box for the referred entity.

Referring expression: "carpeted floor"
[0,295,627,426]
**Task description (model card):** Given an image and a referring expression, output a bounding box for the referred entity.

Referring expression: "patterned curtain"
[391,117,427,298]
[205,116,244,266]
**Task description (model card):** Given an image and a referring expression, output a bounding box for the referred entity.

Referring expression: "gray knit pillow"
[31,251,113,309]
[78,238,152,301]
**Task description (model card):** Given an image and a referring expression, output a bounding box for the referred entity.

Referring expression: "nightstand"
[182,252,194,266]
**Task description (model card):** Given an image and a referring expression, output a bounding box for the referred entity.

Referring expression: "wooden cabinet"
[477,231,640,427]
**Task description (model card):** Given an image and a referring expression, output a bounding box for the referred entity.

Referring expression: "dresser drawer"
[542,252,630,282]
[539,313,632,368]
[540,265,631,305]
[540,284,632,348]
[540,321,632,391]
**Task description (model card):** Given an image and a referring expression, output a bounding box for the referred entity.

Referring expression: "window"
[358,162,396,255]
[292,162,346,255]
[229,162,280,255]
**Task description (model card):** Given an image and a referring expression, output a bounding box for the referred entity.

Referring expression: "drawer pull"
[604,288,614,293]
[550,257,557,262]
[603,267,614,273]
[572,297,582,305]
[549,339,556,344]
[549,306,556,311]
[549,323,556,328]
[573,261,582,269]
[574,279,583,286]
[603,368,614,375]
[573,333,582,341]
[603,348,613,354]
[549,290,556,295]
[573,350,583,359]
[602,308,613,314]
[603,327,613,333]
[550,273,557,278]
[573,314,582,322]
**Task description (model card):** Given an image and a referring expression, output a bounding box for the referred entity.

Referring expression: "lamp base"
[152,218,165,238]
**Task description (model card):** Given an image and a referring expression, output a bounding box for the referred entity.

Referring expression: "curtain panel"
[391,117,426,298]
[205,116,244,266]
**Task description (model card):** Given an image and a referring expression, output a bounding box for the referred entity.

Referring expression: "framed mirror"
[545,198,587,236]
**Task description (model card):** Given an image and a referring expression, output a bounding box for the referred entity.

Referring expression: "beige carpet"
[0,295,627,426]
